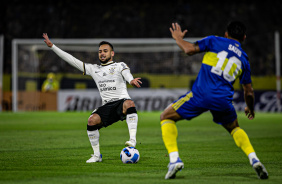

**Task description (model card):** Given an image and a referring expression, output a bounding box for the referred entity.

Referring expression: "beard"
[99,55,112,64]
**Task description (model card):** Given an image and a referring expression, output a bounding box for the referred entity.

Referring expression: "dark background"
[1,0,281,75]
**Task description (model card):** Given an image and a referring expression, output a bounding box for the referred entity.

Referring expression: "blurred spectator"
[41,73,59,92]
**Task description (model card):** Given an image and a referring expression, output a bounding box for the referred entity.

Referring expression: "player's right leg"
[160,91,203,179]
[86,112,103,163]
[222,119,268,179]
[160,105,184,179]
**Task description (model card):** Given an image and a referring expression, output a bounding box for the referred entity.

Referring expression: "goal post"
[0,35,3,112]
[275,31,281,112]
[11,38,202,112]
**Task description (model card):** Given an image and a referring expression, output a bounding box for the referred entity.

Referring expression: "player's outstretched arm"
[242,83,255,120]
[42,33,85,73]
[130,78,142,88]
[43,33,53,48]
[170,23,200,56]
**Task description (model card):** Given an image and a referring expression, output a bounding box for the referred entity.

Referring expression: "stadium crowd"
[1,0,281,76]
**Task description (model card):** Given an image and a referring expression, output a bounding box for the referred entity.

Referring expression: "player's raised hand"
[244,106,255,120]
[169,23,188,40]
[43,33,53,48]
[130,78,142,88]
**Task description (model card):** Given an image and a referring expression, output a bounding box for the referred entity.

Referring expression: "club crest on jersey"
[109,67,116,75]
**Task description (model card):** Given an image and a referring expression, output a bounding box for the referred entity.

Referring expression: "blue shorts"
[172,91,237,124]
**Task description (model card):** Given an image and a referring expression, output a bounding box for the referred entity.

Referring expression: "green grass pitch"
[0,111,281,184]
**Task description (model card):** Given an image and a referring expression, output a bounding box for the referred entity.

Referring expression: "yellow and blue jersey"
[191,36,251,110]
[172,36,251,123]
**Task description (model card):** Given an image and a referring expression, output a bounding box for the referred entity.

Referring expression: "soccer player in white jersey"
[43,33,142,163]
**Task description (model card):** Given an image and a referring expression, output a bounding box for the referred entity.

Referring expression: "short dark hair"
[99,41,114,51]
[226,21,246,42]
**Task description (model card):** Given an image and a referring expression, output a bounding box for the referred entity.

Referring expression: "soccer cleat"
[165,157,184,179]
[86,154,102,163]
[125,139,136,147]
[252,159,268,179]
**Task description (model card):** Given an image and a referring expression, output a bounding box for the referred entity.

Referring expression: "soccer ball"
[120,147,140,164]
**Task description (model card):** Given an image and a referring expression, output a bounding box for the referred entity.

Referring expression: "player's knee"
[88,114,101,126]
[123,100,136,114]
[160,111,167,121]
[124,100,135,108]
[223,119,239,133]
[160,105,181,122]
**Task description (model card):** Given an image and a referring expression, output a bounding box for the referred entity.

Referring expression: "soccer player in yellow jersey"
[41,73,59,92]
[160,21,268,180]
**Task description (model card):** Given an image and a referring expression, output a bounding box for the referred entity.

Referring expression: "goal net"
[12,38,203,112]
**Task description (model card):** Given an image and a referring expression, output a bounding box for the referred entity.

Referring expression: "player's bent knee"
[160,105,182,122]
[160,113,172,121]
[87,114,102,131]
[160,112,174,121]
[123,100,136,114]
[160,112,166,121]
[222,119,239,133]
[88,114,102,126]
[124,100,135,108]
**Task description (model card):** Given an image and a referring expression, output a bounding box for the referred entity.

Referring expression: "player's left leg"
[222,119,268,179]
[123,100,138,147]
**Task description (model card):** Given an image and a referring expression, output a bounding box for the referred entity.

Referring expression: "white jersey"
[51,44,134,105]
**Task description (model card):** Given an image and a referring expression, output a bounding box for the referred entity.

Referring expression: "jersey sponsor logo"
[98,79,117,92]
[98,80,115,83]
[100,86,117,92]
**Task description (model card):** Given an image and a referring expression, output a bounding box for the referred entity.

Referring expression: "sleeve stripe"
[121,68,129,72]
[83,62,86,75]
